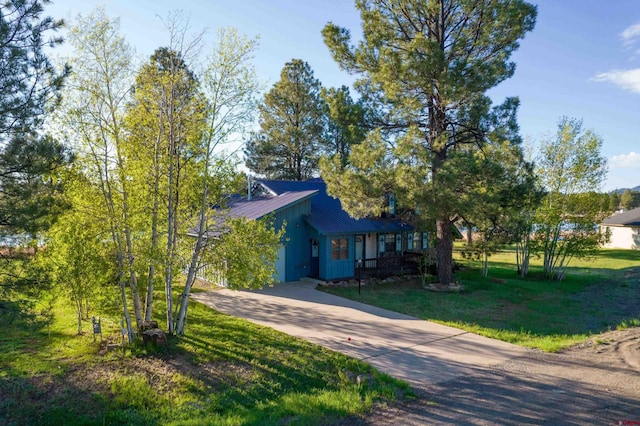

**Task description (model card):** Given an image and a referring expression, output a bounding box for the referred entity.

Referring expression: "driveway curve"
[191,280,527,387]
[192,280,640,424]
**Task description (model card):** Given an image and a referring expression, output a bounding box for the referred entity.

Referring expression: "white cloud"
[610,151,640,168]
[605,153,640,190]
[593,23,640,93]
[593,68,640,93]
[620,22,640,45]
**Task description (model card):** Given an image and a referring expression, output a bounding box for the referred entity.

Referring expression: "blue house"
[216,178,429,283]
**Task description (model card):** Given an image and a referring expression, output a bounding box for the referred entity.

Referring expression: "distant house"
[600,207,640,250]
[211,178,428,283]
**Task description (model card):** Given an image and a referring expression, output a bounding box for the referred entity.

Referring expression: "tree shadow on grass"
[600,248,640,261]
[324,261,640,345]
[370,369,640,425]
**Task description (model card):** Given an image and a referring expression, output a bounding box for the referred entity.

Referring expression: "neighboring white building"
[600,207,640,250]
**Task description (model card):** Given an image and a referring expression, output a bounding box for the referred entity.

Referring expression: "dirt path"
[340,309,640,424]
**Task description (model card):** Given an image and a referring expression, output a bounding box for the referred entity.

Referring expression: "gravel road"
[340,328,640,425]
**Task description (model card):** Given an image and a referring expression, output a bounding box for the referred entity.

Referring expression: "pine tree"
[0,0,71,238]
[321,0,536,285]
[0,0,69,139]
[321,85,367,166]
[245,59,326,181]
[609,192,621,212]
[620,189,635,210]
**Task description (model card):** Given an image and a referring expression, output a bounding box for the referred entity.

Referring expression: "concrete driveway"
[191,280,528,387]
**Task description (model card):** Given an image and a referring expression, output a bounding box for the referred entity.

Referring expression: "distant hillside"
[611,185,640,194]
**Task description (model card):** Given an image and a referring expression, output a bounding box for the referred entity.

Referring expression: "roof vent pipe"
[247,174,252,201]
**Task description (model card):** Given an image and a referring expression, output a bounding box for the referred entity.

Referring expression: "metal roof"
[226,190,318,220]
[601,207,640,227]
[190,190,317,238]
[259,179,413,235]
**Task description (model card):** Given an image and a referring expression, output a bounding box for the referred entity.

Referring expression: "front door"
[310,239,319,277]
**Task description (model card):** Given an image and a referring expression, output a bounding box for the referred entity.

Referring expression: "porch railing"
[355,252,422,278]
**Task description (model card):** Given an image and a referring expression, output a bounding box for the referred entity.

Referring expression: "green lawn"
[0,292,410,425]
[322,248,640,352]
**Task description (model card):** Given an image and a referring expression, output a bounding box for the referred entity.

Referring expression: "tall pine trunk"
[429,70,454,287]
[436,217,453,285]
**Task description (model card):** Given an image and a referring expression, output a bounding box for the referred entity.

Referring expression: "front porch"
[355,252,423,278]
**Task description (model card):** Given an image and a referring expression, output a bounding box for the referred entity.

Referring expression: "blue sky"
[48,0,640,191]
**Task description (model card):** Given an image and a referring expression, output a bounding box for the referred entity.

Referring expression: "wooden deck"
[355,252,422,278]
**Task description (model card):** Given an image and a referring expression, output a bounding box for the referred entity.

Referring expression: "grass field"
[2,248,637,424]
[0,290,410,425]
[322,248,640,352]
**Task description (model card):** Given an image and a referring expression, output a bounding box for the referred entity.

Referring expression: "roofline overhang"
[253,190,318,220]
[302,216,415,236]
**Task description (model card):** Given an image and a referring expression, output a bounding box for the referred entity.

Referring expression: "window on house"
[389,193,396,215]
[385,233,396,252]
[331,238,349,260]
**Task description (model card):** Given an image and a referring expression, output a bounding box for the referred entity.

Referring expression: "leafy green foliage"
[201,27,262,153]
[0,0,72,237]
[38,199,117,334]
[321,85,367,165]
[56,12,282,336]
[321,0,537,285]
[609,191,621,212]
[200,216,285,290]
[532,117,609,280]
[0,1,73,322]
[0,133,72,237]
[0,292,409,425]
[0,0,69,139]
[620,189,640,210]
[245,59,326,180]
[125,44,208,334]
[457,141,542,276]
[173,27,265,335]
[58,8,144,340]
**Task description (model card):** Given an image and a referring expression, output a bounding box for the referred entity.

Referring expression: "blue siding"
[272,198,312,281]
[307,227,320,241]
[318,236,328,280]
[254,179,417,282]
